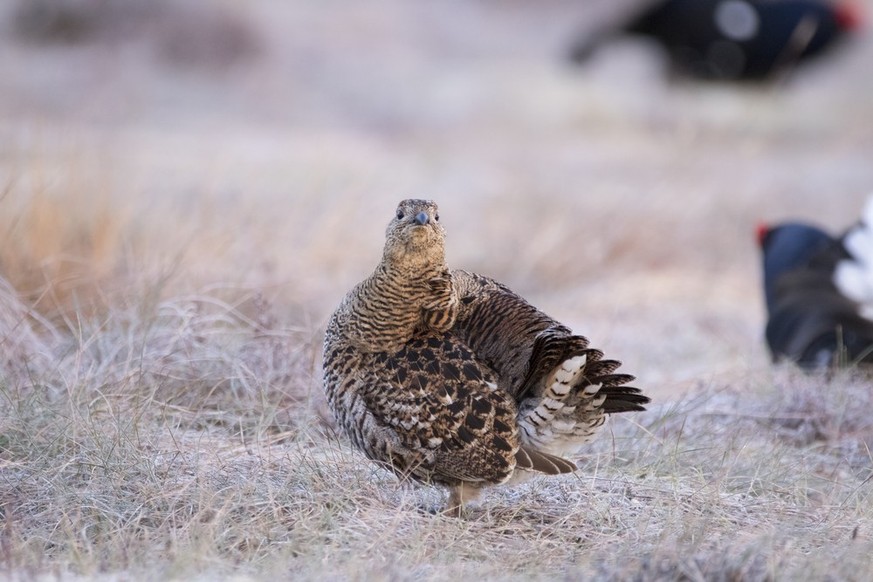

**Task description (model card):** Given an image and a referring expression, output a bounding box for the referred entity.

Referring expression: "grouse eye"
[396,209,404,220]
[434,214,439,221]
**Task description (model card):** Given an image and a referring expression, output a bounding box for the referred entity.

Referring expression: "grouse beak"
[413,212,430,226]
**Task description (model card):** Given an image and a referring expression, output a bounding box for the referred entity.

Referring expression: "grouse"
[569,0,862,81]
[758,196,873,369]
[322,199,649,515]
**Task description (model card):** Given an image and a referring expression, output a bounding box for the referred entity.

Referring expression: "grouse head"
[383,199,446,270]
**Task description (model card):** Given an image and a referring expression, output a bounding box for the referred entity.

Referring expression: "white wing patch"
[714,0,760,41]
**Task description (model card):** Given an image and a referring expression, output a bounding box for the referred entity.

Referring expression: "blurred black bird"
[569,0,863,80]
[758,196,873,369]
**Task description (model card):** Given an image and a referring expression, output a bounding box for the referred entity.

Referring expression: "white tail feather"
[834,194,873,317]
[517,354,608,456]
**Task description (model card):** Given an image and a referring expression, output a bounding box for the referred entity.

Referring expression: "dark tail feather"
[519,330,651,413]
[517,331,592,399]
[601,389,650,413]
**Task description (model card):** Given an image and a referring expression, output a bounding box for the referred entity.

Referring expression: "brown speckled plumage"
[323,199,649,514]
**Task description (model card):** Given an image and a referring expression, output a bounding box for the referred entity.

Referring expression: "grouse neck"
[379,248,449,280]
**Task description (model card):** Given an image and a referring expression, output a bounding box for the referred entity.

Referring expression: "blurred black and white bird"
[758,195,873,369]
[569,0,863,81]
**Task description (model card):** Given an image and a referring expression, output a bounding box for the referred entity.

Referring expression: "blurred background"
[1,0,872,401]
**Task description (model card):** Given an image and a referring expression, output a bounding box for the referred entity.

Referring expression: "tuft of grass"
[0,178,130,324]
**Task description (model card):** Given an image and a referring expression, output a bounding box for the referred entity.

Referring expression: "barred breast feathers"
[326,200,458,354]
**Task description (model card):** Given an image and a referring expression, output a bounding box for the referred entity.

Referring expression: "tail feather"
[515,445,577,474]
[599,374,649,414]
[585,358,622,377]
[516,331,593,399]
[598,373,637,387]
[835,194,873,315]
[517,337,649,456]
[600,390,649,413]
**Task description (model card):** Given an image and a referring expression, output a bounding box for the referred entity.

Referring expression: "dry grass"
[4,291,873,580]
[2,0,873,579]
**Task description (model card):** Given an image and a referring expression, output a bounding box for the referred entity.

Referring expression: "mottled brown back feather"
[452,270,648,414]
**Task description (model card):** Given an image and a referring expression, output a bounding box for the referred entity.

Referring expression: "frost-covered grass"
[3,289,873,580]
[2,0,873,579]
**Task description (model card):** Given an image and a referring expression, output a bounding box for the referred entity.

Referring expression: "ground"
[1,0,873,580]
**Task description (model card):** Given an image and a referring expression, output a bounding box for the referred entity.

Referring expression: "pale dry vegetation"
[2,0,873,580]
